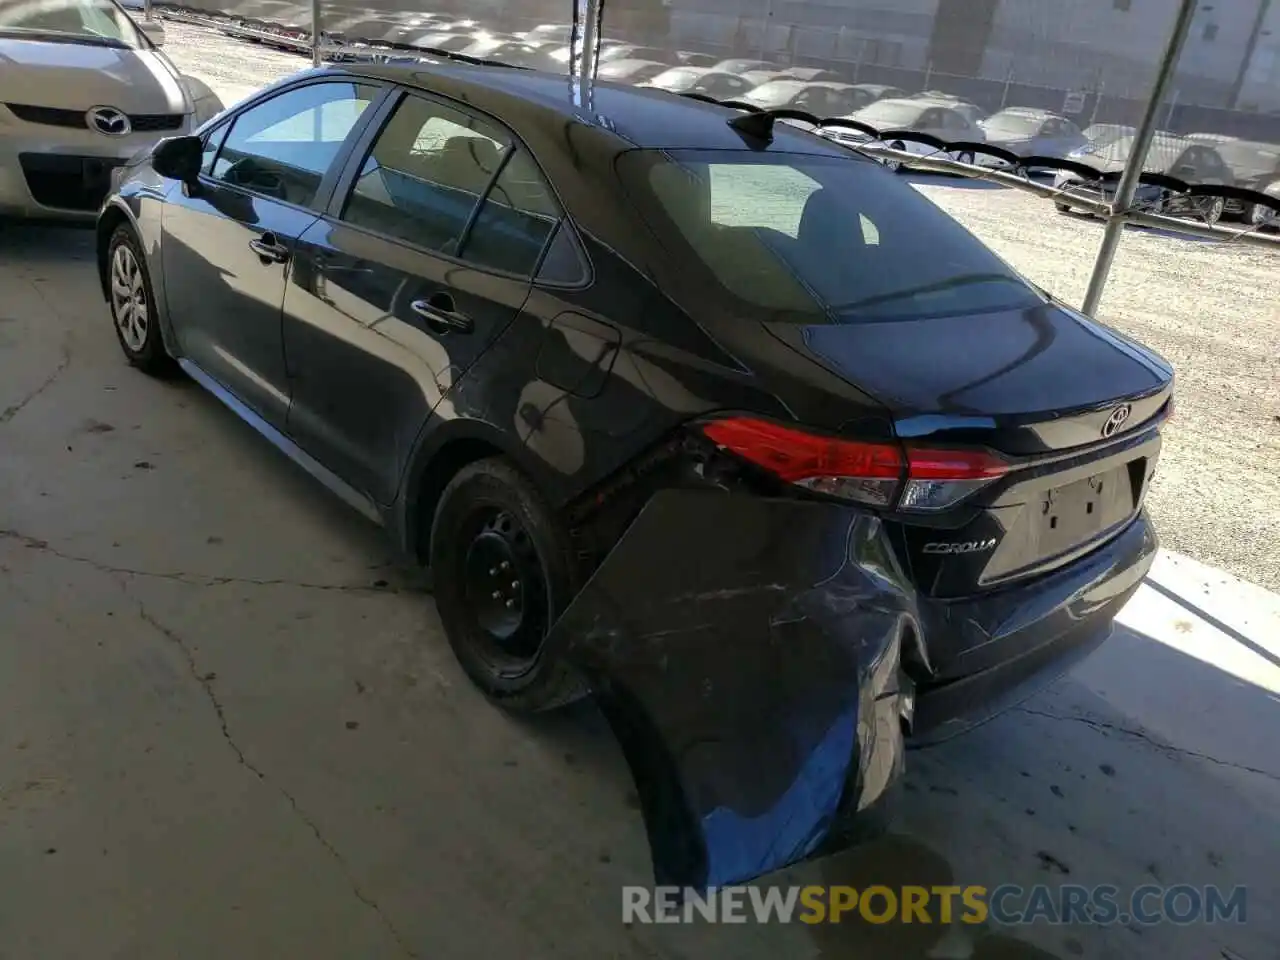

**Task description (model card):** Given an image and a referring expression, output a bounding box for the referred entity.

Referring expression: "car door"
[162,79,384,428]
[281,90,562,504]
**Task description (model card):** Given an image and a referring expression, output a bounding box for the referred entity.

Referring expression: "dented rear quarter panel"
[542,489,918,889]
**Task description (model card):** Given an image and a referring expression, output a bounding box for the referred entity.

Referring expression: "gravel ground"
[159,20,1280,590]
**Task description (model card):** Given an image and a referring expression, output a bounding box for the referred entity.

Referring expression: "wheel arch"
[394,418,563,566]
[96,201,135,301]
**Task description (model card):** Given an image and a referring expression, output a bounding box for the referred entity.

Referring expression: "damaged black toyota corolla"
[96,61,1170,891]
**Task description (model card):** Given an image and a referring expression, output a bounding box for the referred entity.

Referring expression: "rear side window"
[211,82,377,207]
[340,94,508,255]
[461,148,561,276]
[619,150,1041,323]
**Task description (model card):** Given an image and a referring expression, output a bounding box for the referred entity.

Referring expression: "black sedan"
[97,63,1170,890]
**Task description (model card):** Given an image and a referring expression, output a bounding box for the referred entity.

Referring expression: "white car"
[0,0,223,222]
[832,98,985,173]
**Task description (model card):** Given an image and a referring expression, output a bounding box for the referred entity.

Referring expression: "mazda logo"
[1101,404,1132,438]
[86,106,132,137]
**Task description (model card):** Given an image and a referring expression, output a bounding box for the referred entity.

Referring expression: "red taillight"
[698,417,1008,512]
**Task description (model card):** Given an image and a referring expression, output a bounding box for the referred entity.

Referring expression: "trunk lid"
[764,301,1172,456]
[763,302,1172,598]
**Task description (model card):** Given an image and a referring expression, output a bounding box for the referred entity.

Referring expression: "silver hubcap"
[1250,203,1276,227]
[110,244,148,352]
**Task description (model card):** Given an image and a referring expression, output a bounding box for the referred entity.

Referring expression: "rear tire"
[1248,201,1278,230]
[885,141,906,173]
[106,225,177,377]
[1199,196,1225,227]
[429,457,587,713]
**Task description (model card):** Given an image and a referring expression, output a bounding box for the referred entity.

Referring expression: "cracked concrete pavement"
[2,185,1279,958]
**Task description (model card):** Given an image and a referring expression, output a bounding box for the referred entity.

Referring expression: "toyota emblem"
[1101,404,1132,438]
[86,106,132,137]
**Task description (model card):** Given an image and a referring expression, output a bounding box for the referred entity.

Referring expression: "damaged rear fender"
[543,489,919,889]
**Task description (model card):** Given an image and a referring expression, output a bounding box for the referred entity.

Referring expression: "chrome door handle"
[249,233,289,264]
[410,297,474,335]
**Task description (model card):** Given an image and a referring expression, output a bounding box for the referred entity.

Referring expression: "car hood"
[0,38,189,114]
[764,300,1172,454]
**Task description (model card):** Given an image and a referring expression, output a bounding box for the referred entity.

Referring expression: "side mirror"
[137,18,165,45]
[151,135,202,183]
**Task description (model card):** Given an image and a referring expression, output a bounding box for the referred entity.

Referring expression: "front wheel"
[107,226,176,377]
[429,457,587,713]
[1248,201,1278,230]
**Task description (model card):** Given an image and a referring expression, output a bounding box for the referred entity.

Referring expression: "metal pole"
[923,58,933,91]
[579,0,600,81]
[1001,64,1013,109]
[1081,0,1198,317]
[143,0,152,22]
[310,0,321,67]
[1227,0,1271,109]
[1164,87,1180,128]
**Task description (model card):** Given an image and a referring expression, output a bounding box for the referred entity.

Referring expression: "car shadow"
[510,563,1279,958]
[0,222,96,264]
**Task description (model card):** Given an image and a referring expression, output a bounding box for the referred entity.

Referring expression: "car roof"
[991,107,1058,117]
[319,63,857,156]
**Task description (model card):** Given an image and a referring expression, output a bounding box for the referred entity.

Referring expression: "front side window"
[211,82,378,207]
[201,124,229,175]
[619,150,1041,323]
[0,0,143,48]
[341,94,508,255]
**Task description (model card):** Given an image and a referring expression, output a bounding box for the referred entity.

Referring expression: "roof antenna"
[728,111,775,146]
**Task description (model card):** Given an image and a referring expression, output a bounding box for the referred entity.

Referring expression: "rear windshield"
[618,149,1041,323]
[1215,141,1280,174]
[649,67,702,90]
[983,113,1045,137]
[854,100,927,128]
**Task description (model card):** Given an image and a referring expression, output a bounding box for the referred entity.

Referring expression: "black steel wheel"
[430,457,586,712]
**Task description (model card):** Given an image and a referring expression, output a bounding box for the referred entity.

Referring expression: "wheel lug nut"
[510,581,519,590]
[489,567,498,576]
[491,590,501,600]
[500,561,510,571]
[505,599,515,609]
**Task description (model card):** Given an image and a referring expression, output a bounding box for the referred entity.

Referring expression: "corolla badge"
[923,539,998,555]
[1101,404,1132,438]
[87,106,132,137]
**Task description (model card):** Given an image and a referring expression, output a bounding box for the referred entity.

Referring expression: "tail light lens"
[698,417,1008,512]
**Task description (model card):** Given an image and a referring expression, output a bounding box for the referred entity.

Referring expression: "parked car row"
[135,6,1280,233]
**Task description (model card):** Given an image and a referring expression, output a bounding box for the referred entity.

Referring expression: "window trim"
[198,77,393,216]
[322,86,592,288]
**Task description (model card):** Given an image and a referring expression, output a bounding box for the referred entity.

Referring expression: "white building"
[980,0,1279,110]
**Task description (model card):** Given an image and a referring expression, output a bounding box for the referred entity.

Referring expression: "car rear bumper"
[911,510,1156,744]
[542,490,1153,888]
